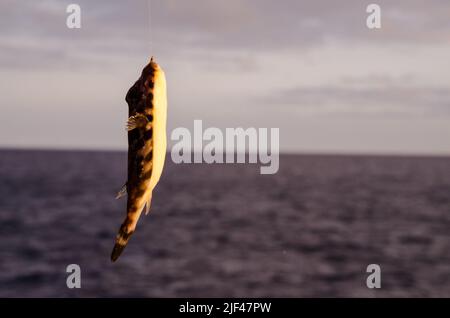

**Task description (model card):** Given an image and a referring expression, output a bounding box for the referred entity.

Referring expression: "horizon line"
[1,145,450,159]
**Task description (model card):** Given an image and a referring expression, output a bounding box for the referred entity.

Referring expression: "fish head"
[142,57,160,76]
[140,56,160,90]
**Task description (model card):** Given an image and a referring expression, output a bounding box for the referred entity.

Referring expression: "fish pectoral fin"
[145,193,153,215]
[115,184,127,199]
[126,113,149,131]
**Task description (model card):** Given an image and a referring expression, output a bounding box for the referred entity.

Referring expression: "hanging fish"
[111,57,167,262]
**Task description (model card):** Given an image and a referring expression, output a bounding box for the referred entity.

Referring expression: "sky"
[1,0,450,155]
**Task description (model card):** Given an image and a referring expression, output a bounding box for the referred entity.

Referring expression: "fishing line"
[146,0,152,55]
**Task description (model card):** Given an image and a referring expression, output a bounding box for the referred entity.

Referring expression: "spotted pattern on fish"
[111,57,160,262]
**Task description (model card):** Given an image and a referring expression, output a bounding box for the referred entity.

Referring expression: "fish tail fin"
[111,220,135,262]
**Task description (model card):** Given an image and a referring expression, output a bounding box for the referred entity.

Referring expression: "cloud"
[262,74,450,117]
[2,0,450,70]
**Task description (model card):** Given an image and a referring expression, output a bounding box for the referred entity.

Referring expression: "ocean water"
[0,149,449,297]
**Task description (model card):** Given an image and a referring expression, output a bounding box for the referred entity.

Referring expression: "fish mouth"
[150,56,160,69]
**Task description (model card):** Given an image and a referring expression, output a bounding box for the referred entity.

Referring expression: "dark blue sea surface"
[0,149,449,297]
